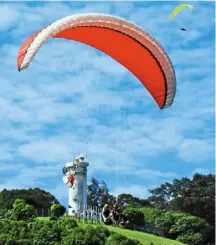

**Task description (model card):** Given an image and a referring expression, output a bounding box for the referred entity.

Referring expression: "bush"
[141,207,210,245]
[122,207,145,226]
[50,204,66,217]
[0,219,31,242]
[4,239,31,245]
[15,240,32,245]
[94,225,110,238]
[11,222,29,240]
[140,207,162,223]
[57,217,78,239]
[4,239,32,245]
[0,219,11,235]
[62,227,86,245]
[0,234,8,245]
[50,216,58,221]
[177,232,204,245]
[57,217,78,229]
[106,233,141,245]
[30,220,61,245]
[5,199,35,221]
[154,211,184,238]
[62,225,112,245]
[6,239,19,245]
[83,226,106,245]
[170,215,205,235]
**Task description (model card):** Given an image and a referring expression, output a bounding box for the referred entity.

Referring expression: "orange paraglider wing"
[17,13,176,109]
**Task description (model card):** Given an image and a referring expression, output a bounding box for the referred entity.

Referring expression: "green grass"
[105,225,185,245]
[36,217,185,245]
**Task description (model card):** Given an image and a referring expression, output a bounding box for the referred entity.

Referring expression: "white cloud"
[178,139,214,163]
[18,139,74,163]
[133,168,177,180]
[0,5,20,31]
[111,184,150,199]
[0,162,23,173]
[49,183,68,201]
[0,162,63,192]
[192,168,213,175]
[0,144,14,161]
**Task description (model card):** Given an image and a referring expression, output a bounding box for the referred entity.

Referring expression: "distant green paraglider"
[170,4,194,20]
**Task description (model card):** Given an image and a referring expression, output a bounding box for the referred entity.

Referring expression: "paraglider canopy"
[17,13,176,109]
[170,4,194,20]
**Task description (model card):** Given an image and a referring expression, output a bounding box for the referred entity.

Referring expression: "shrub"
[170,215,205,235]
[62,225,111,245]
[30,220,61,245]
[106,233,141,245]
[0,234,8,245]
[62,227,86,245]
[177,232,204,245]
[140,207,162,224]
[5,199,35,221]
[94,225,110,238]
[122,207,145,226]
[50,216,58,221]
[141,207,210,245]
[57,217,78,230]
[50,204,66,217]
[83,225,106,245]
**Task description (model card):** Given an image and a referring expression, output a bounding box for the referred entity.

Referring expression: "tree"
[0,188,59,215]
[5,199,35,221]
[117,194,135,206]
[116,193,151,209]
[98,180,109,206]
[87,178,100,206]
[148,174,215,227]
[107,194,117,206]
[87,178,116,207]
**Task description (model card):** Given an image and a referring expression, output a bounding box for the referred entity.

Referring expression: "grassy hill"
[37,217,185,245]
[106,225,185,245]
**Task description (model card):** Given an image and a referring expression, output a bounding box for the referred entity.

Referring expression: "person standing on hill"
[110,204,120,226]
[102,204,112,225]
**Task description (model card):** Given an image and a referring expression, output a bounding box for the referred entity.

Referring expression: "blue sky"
[0,1,215,208]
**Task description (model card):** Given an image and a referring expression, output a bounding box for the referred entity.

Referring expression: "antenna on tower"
[85,141,88,159]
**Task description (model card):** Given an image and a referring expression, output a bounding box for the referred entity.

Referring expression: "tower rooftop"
[62,154,89,174]
[65,154,88,167]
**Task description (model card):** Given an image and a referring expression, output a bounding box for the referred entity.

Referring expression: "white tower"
[62,154,89,216]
